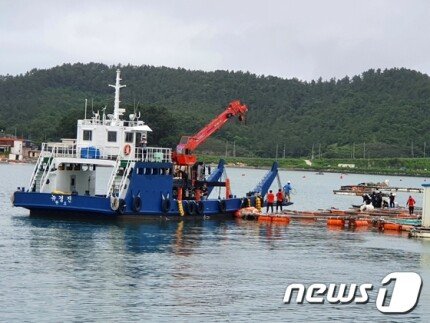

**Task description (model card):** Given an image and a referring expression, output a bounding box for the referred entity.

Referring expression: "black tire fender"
[132,196,141,213]
[240,198,247,208]
[182,200,190,215]
[196,201,205,215]
[117,198,126,214]
[218,199,227,213]
[162,198,171,214]
[188,201,197,215]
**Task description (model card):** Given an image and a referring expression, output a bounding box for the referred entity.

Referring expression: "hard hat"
[287,181,291,183]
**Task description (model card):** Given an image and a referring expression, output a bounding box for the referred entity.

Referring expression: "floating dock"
[236,206,421,233]
[334,186,423,196]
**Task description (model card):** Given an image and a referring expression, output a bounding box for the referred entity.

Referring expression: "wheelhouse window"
[107,131,117,142]
[83,130,92,141]
[125,132,133,143]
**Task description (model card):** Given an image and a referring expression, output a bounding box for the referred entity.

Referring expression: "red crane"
[173,100,248,166]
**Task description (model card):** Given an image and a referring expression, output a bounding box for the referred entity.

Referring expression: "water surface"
[1,164,429,321]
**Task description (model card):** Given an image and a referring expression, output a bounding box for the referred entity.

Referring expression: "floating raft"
[235,207,291,224]
[236,206,421,233]
[282,207,420,220]
[409,227,430,238]
[258,215,291,224]
[334,186,423,196]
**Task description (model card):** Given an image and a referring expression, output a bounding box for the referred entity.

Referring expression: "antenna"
[108,69,126,121]
[84,99,88,120]
[102,106,107,123]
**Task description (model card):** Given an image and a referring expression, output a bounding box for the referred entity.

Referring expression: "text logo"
[283,272,422,314]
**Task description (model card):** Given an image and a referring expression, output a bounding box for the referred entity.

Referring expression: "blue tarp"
[80,147,101,159]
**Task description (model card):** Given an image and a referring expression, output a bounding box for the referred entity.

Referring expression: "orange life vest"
[407,197,416,206]
[276,192,284,202]
[267,193,275,203]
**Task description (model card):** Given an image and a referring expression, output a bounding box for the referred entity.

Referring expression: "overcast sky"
[1,0,429,81]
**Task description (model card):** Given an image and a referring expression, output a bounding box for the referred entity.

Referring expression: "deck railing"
[39,143,172,163]
[134,147,172,163]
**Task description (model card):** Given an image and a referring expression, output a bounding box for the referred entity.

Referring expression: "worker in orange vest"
[266,190,275,213]
[406,195,416,215]
[276,188,284,212]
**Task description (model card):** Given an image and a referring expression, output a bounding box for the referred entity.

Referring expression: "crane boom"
[174,100,248,165]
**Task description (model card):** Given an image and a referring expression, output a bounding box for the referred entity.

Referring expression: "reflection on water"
[1,164,430,321]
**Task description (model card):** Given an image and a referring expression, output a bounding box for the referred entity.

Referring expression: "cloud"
[0,0,429,80]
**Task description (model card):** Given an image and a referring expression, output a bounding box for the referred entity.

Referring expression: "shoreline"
[5,157,430,178]
[223,163,430,178]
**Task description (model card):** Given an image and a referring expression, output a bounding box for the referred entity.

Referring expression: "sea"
[1,163,429,322]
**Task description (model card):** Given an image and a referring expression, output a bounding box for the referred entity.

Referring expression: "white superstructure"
[76,69,152,159]
[28,69,172,197]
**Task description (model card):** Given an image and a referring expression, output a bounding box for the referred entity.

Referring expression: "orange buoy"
[401,225,414,232]
[258,216,272,222]
[272,216,290,224]
[382,223,402,231]
[353,220,369,227]
[327,218,345,226]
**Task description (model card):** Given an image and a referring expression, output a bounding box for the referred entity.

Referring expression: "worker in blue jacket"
[283,181,292,202]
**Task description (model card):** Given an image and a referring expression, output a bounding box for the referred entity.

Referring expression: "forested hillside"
[1,63,430,158]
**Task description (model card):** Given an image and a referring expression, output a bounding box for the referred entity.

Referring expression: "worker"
[276,189,284,212]
[266,190,275,213]
[141,139,147,160]
[406,195,416,215]
[362,193,371,205]
[283,181,292,202]
[389,193,395,208]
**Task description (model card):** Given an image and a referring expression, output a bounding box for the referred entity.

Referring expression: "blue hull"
[13,191,243,218]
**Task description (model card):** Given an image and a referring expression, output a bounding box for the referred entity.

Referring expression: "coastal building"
[0,137,41,161]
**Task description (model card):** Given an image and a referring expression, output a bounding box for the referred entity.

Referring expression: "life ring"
[218,199,227,213]
[132,196,141,213]
[117,198,126,214]
[188,201,197,215]
[124,144,131,155]
[110,196,119,211]
[196,201,205,215]
[162,198,171,214]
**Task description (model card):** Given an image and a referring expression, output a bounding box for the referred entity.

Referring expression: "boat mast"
[109,69,126,122]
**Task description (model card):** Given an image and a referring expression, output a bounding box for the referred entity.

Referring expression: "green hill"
[1,63,430,158]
